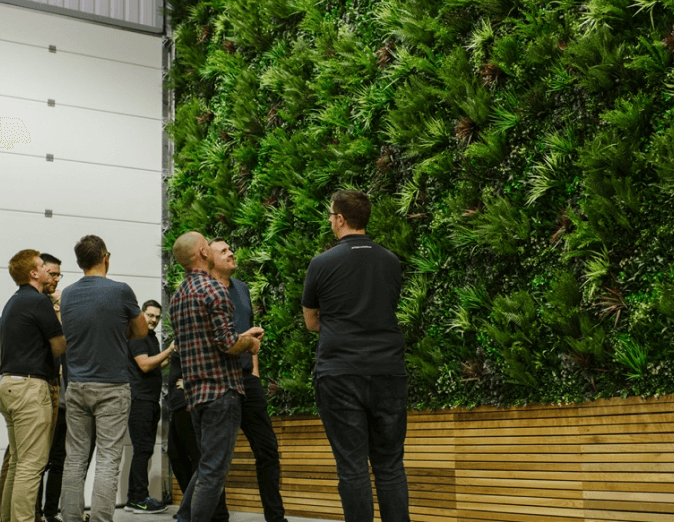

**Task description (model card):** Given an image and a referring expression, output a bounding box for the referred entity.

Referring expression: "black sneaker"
[133,498,168,515]
[124,502,138,512]
[45,516,63,522]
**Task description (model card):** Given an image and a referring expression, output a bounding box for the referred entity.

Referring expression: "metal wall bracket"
[48,99,55,107]
[49,45,57,53]
[46,154,54,162]
[45,209,53,218]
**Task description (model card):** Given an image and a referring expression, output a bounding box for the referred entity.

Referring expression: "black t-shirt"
[167,350,186,412]
[228,278,254,374]
[0,285,62,379]
[127,329,162,401]
[301,234,406,378]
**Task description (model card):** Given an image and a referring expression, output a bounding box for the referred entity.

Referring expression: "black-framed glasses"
[48,272,63,280]
[328,212,338,217]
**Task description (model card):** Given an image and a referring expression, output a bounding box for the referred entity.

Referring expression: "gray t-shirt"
[61,276,142,383]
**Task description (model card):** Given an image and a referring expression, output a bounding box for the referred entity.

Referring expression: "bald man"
[169,232,263,522]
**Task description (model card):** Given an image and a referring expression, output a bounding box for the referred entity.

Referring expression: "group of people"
[0,189,410,522]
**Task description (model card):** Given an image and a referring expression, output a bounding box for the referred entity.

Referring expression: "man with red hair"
[0,250,66,522]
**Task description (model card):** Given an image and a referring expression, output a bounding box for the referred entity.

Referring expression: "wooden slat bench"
[172,395,674,521]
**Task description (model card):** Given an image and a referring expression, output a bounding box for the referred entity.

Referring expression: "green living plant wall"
[164,0,674,415]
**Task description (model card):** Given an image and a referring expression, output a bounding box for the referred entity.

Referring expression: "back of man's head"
[9,249,40,286]
[75,235,107,270]
[40,253,61,266]
[173,231,204,269]
[331,190,371,230]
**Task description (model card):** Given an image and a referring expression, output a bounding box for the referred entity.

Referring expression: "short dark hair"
[331,190,371,230]
[9,249,40,286]
[207,237,225,246]
[142,299,162,312]
[74,235,107,270]
[40,253,61,266]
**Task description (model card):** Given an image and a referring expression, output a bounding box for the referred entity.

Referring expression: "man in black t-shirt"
[125,300,174,514]
[0,250,66,522]
[302,190,411,522]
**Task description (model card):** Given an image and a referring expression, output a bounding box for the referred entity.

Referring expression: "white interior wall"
[0,2,165,506]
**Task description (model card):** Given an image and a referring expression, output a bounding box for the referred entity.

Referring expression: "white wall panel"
[0,4,161,67]
[0,211,161,281]
[0,155,161,224]
[0,2,165,504]
[0,41,162,119]
[0,99,162,171]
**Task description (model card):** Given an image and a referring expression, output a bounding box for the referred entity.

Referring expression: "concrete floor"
[111,505,334,522]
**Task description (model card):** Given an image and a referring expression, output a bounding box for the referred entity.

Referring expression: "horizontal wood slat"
[171,395,674,521]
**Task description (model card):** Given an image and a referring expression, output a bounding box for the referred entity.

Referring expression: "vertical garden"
[165,0,674,415]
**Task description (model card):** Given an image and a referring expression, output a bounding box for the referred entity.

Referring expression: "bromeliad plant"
[165,0,674,414]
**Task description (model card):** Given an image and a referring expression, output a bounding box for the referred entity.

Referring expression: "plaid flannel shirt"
[169,269,244,410]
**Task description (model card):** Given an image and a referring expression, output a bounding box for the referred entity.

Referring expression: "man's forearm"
[225,335,255,355]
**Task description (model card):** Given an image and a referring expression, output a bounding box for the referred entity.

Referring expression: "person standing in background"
[125,300,174,515]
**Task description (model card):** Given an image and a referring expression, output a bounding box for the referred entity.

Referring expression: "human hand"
[248,336,261,356]
[243,326,264,341]
[176,379,184,390]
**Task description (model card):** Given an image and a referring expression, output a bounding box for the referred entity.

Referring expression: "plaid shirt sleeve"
[205,282,239,352]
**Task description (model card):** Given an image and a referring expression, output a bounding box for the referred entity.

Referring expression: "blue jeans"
[316,375,410,522]
[61,382,131,522]
[177,390,242,522]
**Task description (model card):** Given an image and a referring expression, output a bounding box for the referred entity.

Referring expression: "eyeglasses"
[328,212,338,217]
[106,252,112,258]
[145,313,161,320]
[48,272,63,280]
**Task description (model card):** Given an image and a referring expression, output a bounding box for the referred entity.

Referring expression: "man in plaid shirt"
[169,231,263,522]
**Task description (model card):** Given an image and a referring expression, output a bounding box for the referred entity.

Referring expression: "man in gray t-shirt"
[60,235,147,522]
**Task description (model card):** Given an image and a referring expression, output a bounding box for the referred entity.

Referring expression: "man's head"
[172,232,213,271]
[208,238,237,279]
[142,299,162,331]
[329,190,371,238]
[40,253,62,295]
[74,235,109,272]
[8,249,51,290]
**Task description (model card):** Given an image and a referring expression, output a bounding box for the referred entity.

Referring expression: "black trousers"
[127,399,161,503]
[167,406,199,494]
[38,406,67,518]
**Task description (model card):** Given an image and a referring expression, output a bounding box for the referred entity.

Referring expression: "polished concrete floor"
[111,505,334,522]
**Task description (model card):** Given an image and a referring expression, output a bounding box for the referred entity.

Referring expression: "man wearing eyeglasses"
[302,190,410,522]
[60,235,148,522]
[125,300,174,514]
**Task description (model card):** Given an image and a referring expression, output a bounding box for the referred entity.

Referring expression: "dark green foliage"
[165,0,674,414]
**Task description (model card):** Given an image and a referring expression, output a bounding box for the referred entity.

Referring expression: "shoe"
[132,498,167,514]
[124,502,138,512]
[83,515,90,522]
[45,516,63,522]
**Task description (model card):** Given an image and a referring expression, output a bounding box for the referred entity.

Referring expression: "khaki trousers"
[0,376,52,522]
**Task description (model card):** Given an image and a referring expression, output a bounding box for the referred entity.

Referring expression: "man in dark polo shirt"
[0,249,66,522]
[208,238,287,522]
[125,300,174,514]
[302,190,410,522]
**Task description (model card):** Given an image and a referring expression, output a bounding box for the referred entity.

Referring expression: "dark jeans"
[40,406,67,518]
[315,375,410,522]
[215,375,286,522]
[127,399,161,503]
[177,390,241,522]
[167,407,199,494]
